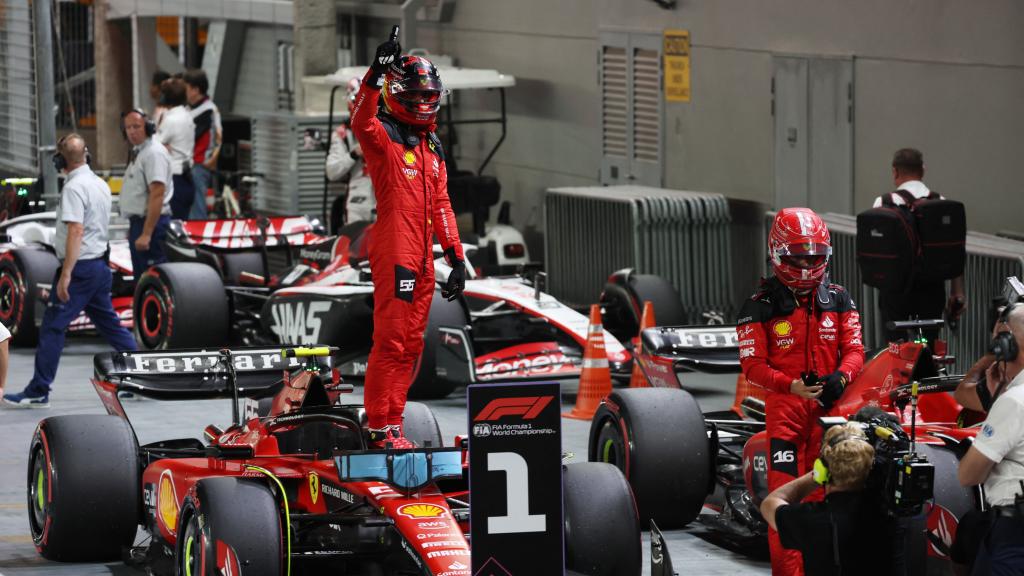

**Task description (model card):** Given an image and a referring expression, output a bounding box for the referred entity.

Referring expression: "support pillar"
[294,0,336,112]
[94,0,132,169]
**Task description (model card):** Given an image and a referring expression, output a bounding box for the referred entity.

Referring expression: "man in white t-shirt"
[959,303,1024,574]
[157,77,196,220]
[873,148,966,345]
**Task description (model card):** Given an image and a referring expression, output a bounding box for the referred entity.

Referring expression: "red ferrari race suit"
[737,276,864,575]
[351,70,464,430]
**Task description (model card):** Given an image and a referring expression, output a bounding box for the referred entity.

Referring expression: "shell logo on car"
[398,503,446,519]
[158,471,178,535]
[773,320,793,337]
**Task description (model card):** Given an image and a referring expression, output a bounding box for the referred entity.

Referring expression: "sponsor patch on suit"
[395,265,416,303]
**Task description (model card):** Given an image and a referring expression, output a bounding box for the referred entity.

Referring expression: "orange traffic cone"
[565,305,614,420]
[629,301,657,388]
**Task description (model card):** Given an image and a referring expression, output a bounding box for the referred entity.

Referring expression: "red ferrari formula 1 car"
[26,346,640,575]
[589,318,978,575]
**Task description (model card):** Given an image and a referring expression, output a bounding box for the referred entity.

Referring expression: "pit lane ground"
[0,338,770,575]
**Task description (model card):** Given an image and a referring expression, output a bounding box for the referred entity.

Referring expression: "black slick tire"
[27,415,140,561]
[588,388,710,528]
[563,462,641,576]
[220,251,266,285]
[402,401,443,447]
[133,262,228,349]
[600,270,686,343]
[176,477,283,576]
[0,249,59,345]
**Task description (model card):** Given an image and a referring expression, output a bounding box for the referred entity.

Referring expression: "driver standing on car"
[736,207,865,575]
[351,31,465,449]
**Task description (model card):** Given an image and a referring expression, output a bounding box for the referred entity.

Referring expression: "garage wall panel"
[233,24,293,116]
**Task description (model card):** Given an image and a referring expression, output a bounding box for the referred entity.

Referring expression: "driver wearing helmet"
[351,34,465,449]
[736,207,865,575]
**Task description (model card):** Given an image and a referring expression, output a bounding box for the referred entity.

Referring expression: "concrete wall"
[400,0,1024,236]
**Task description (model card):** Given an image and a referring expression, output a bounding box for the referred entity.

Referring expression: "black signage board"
[468,381,563,575]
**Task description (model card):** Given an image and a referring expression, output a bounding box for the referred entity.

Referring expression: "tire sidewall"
[134,269,174,350]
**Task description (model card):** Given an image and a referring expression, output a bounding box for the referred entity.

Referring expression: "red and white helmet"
[768,207,832,291]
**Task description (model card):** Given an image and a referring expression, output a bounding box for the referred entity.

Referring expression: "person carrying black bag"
[857,148,967,346]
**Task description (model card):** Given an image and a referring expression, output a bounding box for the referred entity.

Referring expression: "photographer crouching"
[958,300,1024,575]
[761,422,903,575]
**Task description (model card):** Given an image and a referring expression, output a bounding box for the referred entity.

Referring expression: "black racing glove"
[442,261,465,302]
[368,34,402,86]
[817,371,847,411]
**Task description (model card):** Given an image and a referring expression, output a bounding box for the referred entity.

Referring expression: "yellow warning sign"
[663,29,691,103]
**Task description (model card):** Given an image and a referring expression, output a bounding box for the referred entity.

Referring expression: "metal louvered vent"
[601,46,627,158]
[632,48,660,163]
[251,113,345,219]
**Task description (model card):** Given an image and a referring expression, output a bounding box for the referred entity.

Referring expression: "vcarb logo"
[473,396,554,422]
[270,301,331,345]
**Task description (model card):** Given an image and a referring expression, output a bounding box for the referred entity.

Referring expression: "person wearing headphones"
[3,135,136,408]
[121,109,173,275]
[959,303,1024,574]
[761,423,898,575]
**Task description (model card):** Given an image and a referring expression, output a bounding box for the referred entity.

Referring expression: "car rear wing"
[169,216,326,250]
[93,347,334,402]
[640,324,740,374]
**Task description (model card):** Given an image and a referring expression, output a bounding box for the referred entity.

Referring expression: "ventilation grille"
[601,46,627,158]
[632,48,660,163]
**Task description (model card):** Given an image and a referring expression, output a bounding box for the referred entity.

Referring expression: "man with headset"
[3,134,136,408]
[761,423,900,575]
[959,302,1024,574]
[121,109,173,274]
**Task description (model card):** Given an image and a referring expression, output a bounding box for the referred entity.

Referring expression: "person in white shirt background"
[156,77,196,220]
[326,77,377,232]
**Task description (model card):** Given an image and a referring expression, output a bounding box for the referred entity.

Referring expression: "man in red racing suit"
[352,36,465,448]
[737,208,864,575]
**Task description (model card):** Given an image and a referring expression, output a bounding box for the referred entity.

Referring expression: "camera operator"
[761,423,900,576]
[958,303,1024,574]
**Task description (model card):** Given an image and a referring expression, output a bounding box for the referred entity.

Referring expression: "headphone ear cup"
[991,332,1017,362]
[812,458,830,485]
[145,120,156,137]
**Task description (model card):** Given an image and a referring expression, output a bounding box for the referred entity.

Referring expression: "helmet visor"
[781,254,828,270]
[388,75,445,96]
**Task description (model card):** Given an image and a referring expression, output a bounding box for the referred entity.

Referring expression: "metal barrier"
[0,0,39,174]
[776,212,1024,373]
[545,186,733,321]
